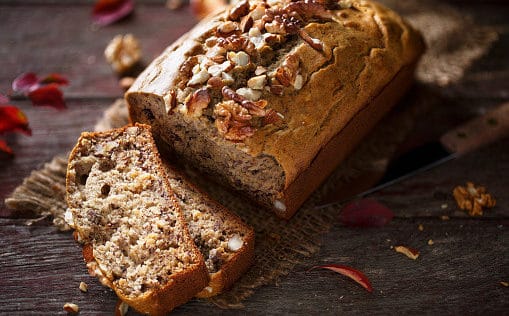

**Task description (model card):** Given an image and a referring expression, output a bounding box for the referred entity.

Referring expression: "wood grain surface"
[0,1,508,315]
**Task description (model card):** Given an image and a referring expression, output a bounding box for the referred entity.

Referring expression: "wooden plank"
[0,99,108,214]
[0,4,197,98]
[0,217,507,314]
[372,138,509,219]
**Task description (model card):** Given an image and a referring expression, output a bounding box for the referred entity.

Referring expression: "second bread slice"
[163,163,254,297]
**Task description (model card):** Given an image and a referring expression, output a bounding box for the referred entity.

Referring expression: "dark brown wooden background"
[1,1,508,314]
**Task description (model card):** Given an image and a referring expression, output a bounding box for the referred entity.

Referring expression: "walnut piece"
[186,88,211,117]
[453,182,496,216]
[63,302,79,314]
[394,245,419,260]
[214,100,255,141]
[104,34,141,74]
[274,54,300,87]
[79,281,88,292]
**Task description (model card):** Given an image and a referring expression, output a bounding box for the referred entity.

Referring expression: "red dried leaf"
[0,139,14,156]
[12,72,39,94]
[0,93,9,104]
[190,0,227,20]
[308,264,373,293]
[28,84,66,110]
[339,198,394,228]
[92,0,134,26]
[0,105,32,136]
[40,73,69,86]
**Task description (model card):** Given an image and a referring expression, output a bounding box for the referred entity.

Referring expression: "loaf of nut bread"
[126,0,425,219]
[163,163,254,297]
[65,124,208,315]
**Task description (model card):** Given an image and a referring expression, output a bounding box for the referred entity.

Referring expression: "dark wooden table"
[1,1,508,314]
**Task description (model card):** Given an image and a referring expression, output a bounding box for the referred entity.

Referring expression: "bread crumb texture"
[67,126,200,298]
[165,167,249,274]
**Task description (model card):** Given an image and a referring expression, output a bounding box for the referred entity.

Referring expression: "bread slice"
[126,0,425,219]
[163,163,254,297]
[65,124,208,315]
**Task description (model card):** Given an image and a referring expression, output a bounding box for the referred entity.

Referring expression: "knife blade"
[315,101,509,209]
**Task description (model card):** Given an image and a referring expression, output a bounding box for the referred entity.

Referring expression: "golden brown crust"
[66,124,209,315]
[279,62,418,218]
[126,0,425,218]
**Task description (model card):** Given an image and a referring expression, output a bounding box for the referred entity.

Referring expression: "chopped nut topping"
[217,21,238,35]
[187,68,211,86]
[63,302,79,314]
[186,88,211,117]
[240,15,254,33]
[394,245,420,260]
[274,54,300,87]
[79,281,88,292]
[248,75,267,90]
[255,65,267,75]
[104,34,141,74]
[227,51,250,66]
[418,224,424,232]
[427,239,434,246]
[263,109,283,125]
[214,100,255,141]
[164,89,177,114]
[207,76,224,89]
[440,215,450,221]
[293,74,304,90]
[453,182,496,216]
[228,0,250,21]
[170,0,346,141]
[236,87,262,101]
[298,29,324,52]
[269,84,284,96]
[501,281,509,287]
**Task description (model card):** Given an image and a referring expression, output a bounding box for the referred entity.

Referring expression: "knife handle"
[440,102,509,155]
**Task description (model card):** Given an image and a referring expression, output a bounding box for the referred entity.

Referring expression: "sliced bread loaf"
[126,0,425,219]
[65,124,208,315]
[163,163,254,297]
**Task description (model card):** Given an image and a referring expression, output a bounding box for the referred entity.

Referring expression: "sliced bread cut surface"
[163,164,254,297]
[65,124,208,315]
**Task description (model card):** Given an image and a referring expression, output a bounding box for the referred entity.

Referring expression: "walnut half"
[453,182,496,216]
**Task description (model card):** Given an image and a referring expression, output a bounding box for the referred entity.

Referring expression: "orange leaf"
[0,105,32,136]
[308,264,373,293]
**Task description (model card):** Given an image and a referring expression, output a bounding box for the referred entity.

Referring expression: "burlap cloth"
[4,0,497,309]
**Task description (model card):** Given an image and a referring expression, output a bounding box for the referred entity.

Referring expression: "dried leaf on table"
[0,139,14,156]
[308,264,373,293]
[28,84,66,110]
[39,73,69,86]
[92,0,134,26]
[0,93,10,104]
[0,105,32,136]
[339,198,394,227]
[12,72,39,94]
